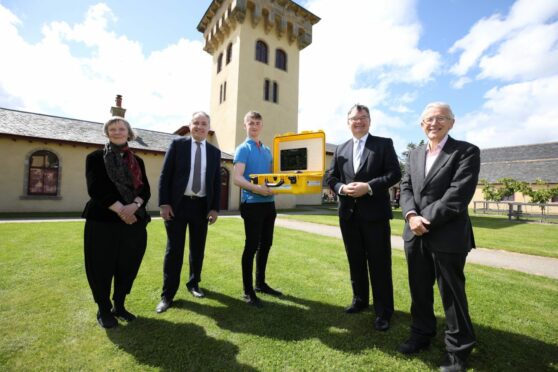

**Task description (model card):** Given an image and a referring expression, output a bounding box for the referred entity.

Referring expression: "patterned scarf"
[103,142,144,204]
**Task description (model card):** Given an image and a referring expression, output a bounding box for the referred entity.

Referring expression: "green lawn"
[0,219,557,371]
[279,209,558,258]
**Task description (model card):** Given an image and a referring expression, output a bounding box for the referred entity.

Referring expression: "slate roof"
[480,142,558,183]
[0,108,234,160]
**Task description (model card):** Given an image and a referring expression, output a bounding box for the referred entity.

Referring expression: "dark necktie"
[192,141,201,194]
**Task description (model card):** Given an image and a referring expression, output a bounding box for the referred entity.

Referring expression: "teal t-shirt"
[233,138,275,203]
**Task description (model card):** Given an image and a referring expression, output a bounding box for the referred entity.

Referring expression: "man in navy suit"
[397,102,480,372]
[156,111,221,313]
[326,104,401,331]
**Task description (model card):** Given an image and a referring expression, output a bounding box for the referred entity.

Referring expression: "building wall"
[0,137,165,213]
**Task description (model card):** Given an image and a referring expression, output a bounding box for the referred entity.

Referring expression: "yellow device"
[249,130,325,194]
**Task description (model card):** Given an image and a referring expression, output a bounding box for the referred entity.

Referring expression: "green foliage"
[481,178,558,206]
[522,179,558,204]
[481,179,501,201]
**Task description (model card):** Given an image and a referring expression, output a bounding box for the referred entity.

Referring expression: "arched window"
[275,49,287,71]
[226,43,233,65]
[28,150,59,195]
[217,53,223,73]
[255,40,268,64]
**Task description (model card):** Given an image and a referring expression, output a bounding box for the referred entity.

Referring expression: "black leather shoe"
[255,283,283,297]
[97,311,118,329]
[374,317,390,331]
[398,338,430,354]
[156,298,172,313]
[188,286,205,298]
[112,307,136,322]
[242,293,263,308]
[344,302,369,314]
[439,352,467,372]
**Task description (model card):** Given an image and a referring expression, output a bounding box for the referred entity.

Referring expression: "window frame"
[275,48,287,71]
[26,150,60,196]
[255,40,269,64]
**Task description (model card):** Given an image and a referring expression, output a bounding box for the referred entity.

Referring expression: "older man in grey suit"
[398,102,480,372]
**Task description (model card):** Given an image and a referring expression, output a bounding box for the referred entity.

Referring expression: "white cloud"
[478,23,558,81]
[456,76,558,148]
[298,0,440,145]
[0,3,211,133]
[449,0,558,80]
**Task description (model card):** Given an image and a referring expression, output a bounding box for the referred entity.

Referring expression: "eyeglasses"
[349,116,370,122]
[422,116,452,124]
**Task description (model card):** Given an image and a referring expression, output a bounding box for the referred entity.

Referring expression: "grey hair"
[421,102,455,121]
[191,111,210,124]
[103,116,136,140]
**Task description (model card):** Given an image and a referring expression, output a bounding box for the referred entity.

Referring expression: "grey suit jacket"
[326,134,401,221]
[158,137,221,214]
[400,136,480,253]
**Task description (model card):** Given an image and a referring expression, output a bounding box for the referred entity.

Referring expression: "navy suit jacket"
[158,137,221,214]
[400,136,480,253]
[326,134,401,221]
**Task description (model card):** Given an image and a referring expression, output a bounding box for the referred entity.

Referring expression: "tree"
[521,179,558,219]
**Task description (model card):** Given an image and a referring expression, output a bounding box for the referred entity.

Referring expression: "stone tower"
[197,0,320,155]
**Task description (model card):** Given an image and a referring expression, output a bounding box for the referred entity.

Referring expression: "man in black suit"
[156,111,221,313]
[397,102,480,372]
[326,104,401,331]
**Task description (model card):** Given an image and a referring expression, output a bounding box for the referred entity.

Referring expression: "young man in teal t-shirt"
[233,111,283,307]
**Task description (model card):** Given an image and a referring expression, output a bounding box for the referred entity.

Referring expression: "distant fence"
[473,201,558,223]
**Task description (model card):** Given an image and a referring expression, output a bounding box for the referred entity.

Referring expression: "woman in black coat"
[82,117,151,328]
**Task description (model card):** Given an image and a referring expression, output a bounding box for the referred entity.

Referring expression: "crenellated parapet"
[197,0,320,54]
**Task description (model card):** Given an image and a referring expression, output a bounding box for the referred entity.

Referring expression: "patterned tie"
[192,141,201,194]
[354,139,362,173]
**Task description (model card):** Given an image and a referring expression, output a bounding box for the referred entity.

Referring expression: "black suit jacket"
[326,134,401,221]
[82,148,151,223]
[400,136,480,253]
[158,137,221,214]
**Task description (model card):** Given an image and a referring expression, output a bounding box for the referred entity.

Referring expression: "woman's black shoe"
[97,311,118,329]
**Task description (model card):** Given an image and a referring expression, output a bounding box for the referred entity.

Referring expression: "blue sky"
[1,0,557,155]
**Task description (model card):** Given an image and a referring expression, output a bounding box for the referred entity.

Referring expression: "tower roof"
[197,0,320,53]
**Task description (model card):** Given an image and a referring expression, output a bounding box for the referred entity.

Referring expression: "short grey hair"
[191,111,210,124]
[103,116,136,140]
[421,102,455,121]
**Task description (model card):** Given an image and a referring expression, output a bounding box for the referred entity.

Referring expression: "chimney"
[110,94,127,117]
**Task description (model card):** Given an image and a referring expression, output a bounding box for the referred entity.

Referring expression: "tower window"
[217,53,223,73]
[28,150,59,195]
[226,43,233,65]
[275,49,287,71]
[272,81,279,103]
[263,80,278,103]
[264,79,270,101]
[255,40,268,64]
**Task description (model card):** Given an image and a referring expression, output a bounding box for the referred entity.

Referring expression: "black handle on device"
[265,179,285,188]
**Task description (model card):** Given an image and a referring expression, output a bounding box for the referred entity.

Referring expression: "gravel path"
[274,218,558,280]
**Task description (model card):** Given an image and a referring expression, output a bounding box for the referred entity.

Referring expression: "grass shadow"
[176,292,557,371]
[106,316,258,371]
